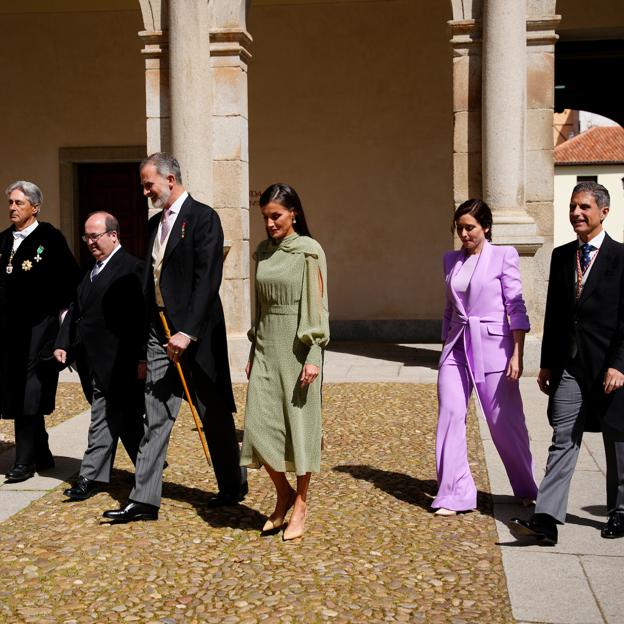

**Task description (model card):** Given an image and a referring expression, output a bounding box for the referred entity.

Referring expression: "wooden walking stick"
[159,311,211,465]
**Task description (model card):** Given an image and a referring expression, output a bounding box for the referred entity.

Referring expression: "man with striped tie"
[509,181,624,544]
[54,212,146,500]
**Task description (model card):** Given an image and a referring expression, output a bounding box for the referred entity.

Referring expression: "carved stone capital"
[138,30,169,59]
[448,19,482,55]
[210,29,253,66]
[527,15,561,46]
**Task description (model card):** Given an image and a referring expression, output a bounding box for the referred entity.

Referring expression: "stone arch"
[450,0,482,22]
[139,0,167,32]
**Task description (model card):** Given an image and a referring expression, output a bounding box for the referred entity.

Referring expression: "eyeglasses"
[81,230,112,243]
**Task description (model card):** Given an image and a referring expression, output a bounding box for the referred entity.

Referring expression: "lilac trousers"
[432,347,538,511]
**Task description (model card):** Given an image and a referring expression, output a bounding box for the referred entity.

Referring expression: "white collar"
[96,243,122,270]
[578,229,606,249]
[13,220,39,238]
[166,191,188,216]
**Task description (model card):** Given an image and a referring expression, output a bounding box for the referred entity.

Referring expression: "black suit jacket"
[541,233,624,432]
[56,247,146,404]
[145,195,235,412]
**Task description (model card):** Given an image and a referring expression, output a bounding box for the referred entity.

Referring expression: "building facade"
[1,0,623,370]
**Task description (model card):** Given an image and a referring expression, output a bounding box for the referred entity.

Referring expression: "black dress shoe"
[102,501,159,523]
[5,464,36,483]
[64,476,99,501]
[601,513,624,539]
[508,514,558,545]
[204,482,249,508]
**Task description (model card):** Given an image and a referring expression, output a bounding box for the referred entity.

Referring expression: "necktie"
[90,260,104,282]
[579,243,594,273]
[160,208,171,244]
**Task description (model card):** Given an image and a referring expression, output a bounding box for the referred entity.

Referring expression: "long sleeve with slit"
[241,233,329,474]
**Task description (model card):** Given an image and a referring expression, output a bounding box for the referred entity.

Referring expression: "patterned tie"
[160,208,171,244]
[580,243,594,273]
[90,260,104,282]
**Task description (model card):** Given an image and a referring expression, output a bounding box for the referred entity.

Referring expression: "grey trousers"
[535,370,624,523]
[80,379,143,483]
[130,321,245,508]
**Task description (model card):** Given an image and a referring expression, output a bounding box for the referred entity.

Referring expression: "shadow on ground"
[333,463,494,517]
[325,341,441,369]
[97,468,266,531]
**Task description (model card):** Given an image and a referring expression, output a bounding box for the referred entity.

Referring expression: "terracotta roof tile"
[554,125,624,165]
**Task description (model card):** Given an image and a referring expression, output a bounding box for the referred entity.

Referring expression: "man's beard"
[152,189,171,210]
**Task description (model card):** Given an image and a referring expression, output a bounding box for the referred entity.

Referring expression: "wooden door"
[76,162,147,269]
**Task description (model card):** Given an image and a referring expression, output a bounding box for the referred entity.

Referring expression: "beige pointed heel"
[283,503,307,542]
[434,507,457,517]
[262,489,297,534]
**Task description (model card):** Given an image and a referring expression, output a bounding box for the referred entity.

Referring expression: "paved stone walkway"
[2,342,624,623]
[0,382,512,623]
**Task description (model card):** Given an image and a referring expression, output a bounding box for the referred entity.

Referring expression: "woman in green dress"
[241,183,329,541]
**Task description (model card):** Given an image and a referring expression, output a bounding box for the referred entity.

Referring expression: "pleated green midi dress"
[241,233,330,474]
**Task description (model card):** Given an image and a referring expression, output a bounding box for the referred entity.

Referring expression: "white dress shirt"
[157,191,188,243]
[90,243,122,281]
[12,220,39,251]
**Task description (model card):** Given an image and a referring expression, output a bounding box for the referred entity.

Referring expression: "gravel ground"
[0,383,513,623]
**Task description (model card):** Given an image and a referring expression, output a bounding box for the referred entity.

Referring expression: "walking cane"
[159,311,211,465]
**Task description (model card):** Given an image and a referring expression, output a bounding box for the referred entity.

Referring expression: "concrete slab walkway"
[2,342,623,622]
[482,377,624,624]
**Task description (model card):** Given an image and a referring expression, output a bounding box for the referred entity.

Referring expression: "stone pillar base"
[228,334,250,377]
[523,334,541,377]
[493,213,544,255]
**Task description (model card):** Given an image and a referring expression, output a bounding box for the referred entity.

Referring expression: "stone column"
[168,0,214,204]
[481,1,547,372]
[139,0,170,167]
[523,9,561,371]
[482,0,540,248]
[210,0,252,369]
[449,16,483,235]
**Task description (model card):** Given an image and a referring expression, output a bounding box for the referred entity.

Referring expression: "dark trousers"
[130,321,245,507]
[14,414,51,465]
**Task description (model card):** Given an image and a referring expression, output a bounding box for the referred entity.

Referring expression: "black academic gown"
[0,222,80,419]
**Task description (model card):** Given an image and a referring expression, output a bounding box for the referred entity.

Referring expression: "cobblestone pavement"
[0,383,89,453]
[0,384,513,624]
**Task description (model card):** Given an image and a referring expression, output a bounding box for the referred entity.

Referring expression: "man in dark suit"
[54,212,146,500]
[103,152,247,523]
[509,181,624,544]
[0,181,80,482]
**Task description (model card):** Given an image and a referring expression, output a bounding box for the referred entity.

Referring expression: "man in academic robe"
[0,180,80,482]
[509,181,624,543]
[54,211,146,500]
[103,152,246,523]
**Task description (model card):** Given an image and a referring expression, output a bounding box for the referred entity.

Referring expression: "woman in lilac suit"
[432,199,538,516]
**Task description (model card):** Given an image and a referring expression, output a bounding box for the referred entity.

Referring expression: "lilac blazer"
[439,240,530,383]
